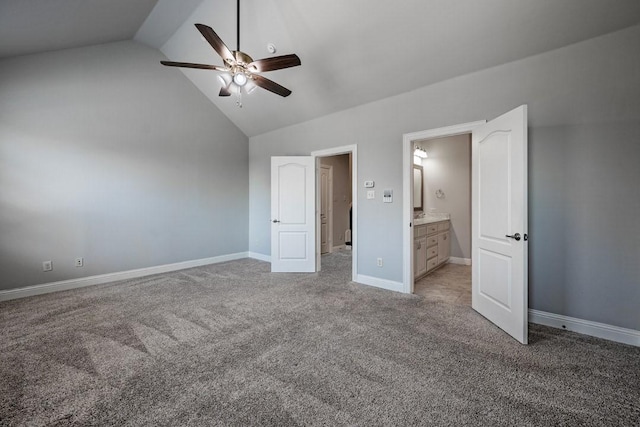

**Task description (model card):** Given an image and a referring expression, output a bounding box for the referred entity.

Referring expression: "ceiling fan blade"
[252,74,292,97]
[248,54,301,73]
[195,23,234,64]
[219,84,232,97]
[161,61,226,71]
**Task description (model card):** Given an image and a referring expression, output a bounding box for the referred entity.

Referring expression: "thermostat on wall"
[383,189,393,203]
[364,180,375,188]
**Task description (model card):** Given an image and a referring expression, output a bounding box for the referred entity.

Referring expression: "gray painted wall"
[320,154,352,248]
[417,135,471,260]
[249,25,640,330]
[0,41,249,290]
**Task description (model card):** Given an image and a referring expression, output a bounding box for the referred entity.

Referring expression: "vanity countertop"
[414,214,450,226]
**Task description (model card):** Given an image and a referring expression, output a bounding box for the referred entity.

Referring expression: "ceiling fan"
[160,0,301,100]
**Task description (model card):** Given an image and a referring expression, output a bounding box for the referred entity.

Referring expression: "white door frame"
[320,164,334,254]
[312,145,357,282]
[402,121,486,294]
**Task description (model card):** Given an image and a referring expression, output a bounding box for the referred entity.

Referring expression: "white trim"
[312,144,357,282]
[0,252,249,302]
[249,252,271,262]
[449,257,472,266]
[529,309,640,347]
[403,121,486,294]
[311,145,355,157]
[355,274,404,293]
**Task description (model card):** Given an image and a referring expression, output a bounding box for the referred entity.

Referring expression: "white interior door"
[271,156,316,272]
[472,105,528,344]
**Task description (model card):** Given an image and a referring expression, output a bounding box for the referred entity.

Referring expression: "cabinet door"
[438,231,450,264]
[415,237,428,277]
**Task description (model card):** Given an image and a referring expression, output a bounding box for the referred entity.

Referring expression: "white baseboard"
[449,257,472,266]
[355,274,404,293]
[0,252,249,302]
[248,252,271,262]
[529,309,640,347]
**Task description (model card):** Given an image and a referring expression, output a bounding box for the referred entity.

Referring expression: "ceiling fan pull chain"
[236,88,243,108]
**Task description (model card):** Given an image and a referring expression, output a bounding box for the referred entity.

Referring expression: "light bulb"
[233,72,247,86]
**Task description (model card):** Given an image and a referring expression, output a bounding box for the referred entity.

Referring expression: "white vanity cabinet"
[414,219,450,280]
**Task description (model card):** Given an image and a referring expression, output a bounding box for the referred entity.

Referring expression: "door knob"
[505,233,521,241]
[272,219,280,223]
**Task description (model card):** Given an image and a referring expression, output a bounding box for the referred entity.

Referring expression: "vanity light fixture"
[414,146,428,158]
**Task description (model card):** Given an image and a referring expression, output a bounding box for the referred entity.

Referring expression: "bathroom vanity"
[414,216,450,279]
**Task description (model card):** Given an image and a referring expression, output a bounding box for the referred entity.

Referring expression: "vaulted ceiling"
[2,0,640,136]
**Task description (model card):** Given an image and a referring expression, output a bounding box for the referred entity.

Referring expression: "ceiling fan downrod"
[236,0,240,52]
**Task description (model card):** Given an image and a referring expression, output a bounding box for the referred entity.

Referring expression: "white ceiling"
[0,0,159,58]
[3,0,640,136]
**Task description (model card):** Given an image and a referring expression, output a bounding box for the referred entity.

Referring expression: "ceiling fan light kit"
[160,0,300,106]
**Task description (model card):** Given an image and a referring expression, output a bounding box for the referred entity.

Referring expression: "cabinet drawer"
[437,221,450,232]
[427,236,438,247]
[415,225,427,238]
[426,224,438,235]
[427,257,438,271]
[427,246,437,259]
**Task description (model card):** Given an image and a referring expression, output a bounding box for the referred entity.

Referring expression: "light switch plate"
[364,180,375,188]
[367,190,375,199]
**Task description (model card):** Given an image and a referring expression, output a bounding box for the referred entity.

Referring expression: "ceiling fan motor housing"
[233,51,253,66]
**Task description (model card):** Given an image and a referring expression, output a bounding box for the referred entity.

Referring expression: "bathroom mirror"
[413,164,423,211]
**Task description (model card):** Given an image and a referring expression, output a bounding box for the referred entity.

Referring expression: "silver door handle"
[505,233,521,241]
[272,219,280,223]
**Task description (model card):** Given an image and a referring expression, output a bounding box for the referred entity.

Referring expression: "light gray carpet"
[1,252,639,426]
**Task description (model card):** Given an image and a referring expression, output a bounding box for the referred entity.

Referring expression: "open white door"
[271,156,316,272]
[472,105,528,344]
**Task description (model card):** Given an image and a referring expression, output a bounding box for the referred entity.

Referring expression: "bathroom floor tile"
[414,263,471,306]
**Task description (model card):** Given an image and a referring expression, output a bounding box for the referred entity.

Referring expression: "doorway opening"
[412,134,472,305]
[312,145,357,281]
[402,121,485,295]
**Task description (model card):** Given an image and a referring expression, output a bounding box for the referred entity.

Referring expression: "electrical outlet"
[367,190,375,199]
[377,258,383,267]
[75,257,83,267]
[42,261,53,272]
